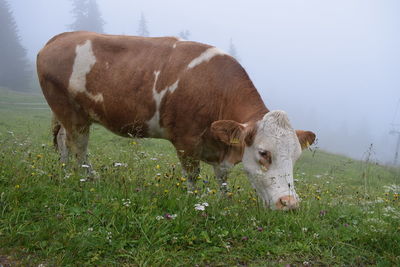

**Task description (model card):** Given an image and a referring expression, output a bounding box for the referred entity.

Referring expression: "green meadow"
[0,87,399,266]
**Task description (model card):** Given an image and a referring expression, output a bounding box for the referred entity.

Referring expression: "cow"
[36,31,316,210]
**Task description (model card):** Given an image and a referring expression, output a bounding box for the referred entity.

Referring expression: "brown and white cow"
[37,31,315,210]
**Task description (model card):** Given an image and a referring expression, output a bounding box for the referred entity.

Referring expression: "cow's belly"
[82,96,154,138]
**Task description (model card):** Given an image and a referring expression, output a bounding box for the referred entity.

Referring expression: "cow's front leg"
[213,164,232,193]
[178,155,200,191]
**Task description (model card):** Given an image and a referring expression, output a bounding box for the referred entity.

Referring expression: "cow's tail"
[51,114,62,149]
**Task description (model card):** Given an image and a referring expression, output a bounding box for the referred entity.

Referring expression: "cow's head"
[211,110,316,210]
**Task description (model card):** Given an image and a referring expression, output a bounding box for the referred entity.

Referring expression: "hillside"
[0,88,399,266]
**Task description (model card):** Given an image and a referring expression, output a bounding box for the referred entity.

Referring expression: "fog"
[7,0,400,164]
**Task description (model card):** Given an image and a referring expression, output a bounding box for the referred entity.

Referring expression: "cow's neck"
[221,85,269,123]
[208,85,269,166]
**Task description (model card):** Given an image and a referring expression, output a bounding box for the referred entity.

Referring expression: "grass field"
[0,87,399,266]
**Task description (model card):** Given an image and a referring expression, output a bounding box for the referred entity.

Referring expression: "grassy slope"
[0,88,399,266]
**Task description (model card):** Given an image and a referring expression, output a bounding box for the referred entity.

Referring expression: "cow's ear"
[211,120,246,146]
[296,130,316,150]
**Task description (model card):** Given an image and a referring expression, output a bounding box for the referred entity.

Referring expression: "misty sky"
[9,0,400,164]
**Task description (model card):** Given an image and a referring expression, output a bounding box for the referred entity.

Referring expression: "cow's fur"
[37,31,315,210]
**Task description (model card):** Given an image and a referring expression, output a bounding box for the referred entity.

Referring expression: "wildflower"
[80,178,87,182]
[36,154,43,159]
[319,210,327,216]
[164,189,169,193]
[90,188,95,192]
[195,204,205,211]
[122,198,131,207]
[176,183,180,187]
[88,227,94,232]
[81,164,90,168]
[156,165,160,169]
[113,162,127,167]
[106,231,112,243]
[313,233,319,238]
[164,213,177,220]
[180,177,187,182]
[227,192,234,197]
[131,141,137,145]
[194,202,209,211]
[15,184,20,189]
[302,227,308,232]
[221,182,228,187]
[209,189,217,194]
[257,227,264,232]
[156,214,177,220]
[241,236,249,241]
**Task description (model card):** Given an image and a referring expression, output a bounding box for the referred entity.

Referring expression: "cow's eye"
[258,150,272,165]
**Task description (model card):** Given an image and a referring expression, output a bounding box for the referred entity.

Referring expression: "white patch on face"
[187,47,227,69]
[69,40,103,103]
[242,111,302,209]
[147,71,179,137]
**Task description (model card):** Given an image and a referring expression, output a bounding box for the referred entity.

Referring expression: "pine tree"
[228,38,240,62]
[0,0,30,91]
[137,13,149,37]
[69,0,105,33]
[178,30,190,40]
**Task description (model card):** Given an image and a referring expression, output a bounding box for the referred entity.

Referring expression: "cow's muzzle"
[275,195,299,210]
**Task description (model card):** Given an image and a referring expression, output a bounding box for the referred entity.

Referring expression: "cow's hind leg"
[52,114,96,178]
[65,124,97,178]
[52,115,68,164]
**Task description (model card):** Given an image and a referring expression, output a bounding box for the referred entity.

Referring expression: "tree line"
[0,0,240,92]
